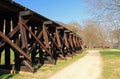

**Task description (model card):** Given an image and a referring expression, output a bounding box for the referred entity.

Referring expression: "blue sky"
[13,0,91,24]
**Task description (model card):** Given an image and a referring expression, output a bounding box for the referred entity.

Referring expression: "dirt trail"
[48,50,102,79]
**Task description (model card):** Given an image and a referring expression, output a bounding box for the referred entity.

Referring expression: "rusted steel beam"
[0,31,31,61]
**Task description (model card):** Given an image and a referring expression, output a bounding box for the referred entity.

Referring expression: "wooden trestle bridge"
[0,0,83,73]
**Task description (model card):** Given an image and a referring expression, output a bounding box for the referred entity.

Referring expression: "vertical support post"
[43,25,49,49]
[5,17,10,68]
[73,35,75,47]
[31,43,36,63]
[19,16,29,54]
[76,37,79,48]
[55,29,62,48]
[79,39,83,50]
[14,39,20,71]
[12,16,20,71]
[77,38,80,49]
[69,34,73,49]
[39,48,44,65]
[31,26,36,63]
[64,33,69,48]
[73,35,76,49]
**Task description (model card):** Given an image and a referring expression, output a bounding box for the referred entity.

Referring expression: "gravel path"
[48,50,102,79]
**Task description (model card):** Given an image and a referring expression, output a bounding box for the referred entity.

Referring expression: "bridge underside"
[0,0,83,73]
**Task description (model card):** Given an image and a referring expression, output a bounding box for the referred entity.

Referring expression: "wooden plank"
[57,27,64,29]
[19,16,28,50]
[43,21,52,25]
[14,39,20,71]
[0,25,19,48]
[20,11,32,16]
[22,24,51,55]
[38,30,43,39]
[73,35,77,48]
[43,25,49,48]
[76,37,80,48]
[45,28,62,52]
[45,28,65,60]
[55,29,62,48]
[22,60,34,72]
[69,34,73,48]
[63,33,69,48]
[0,31,31,61]
[29,28,43,61]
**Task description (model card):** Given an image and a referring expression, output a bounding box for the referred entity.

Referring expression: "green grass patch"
[100,49,120,79]
[8,50,88,79]
[0,73,16,79]
[1,49,15,65]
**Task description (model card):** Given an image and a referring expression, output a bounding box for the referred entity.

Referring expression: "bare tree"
[84,0,120,48]
[81,19,111,48]
[84,0,120,26]
[66,21,82,34]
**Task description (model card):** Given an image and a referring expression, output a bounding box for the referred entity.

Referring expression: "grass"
[0,49,15,79]
[1,49,15,65]
[2,50,88,79]
[100,49,120,79]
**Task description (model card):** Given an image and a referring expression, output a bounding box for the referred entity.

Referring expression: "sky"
[13,0,91,24]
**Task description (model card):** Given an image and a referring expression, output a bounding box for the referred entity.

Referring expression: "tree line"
[60,0,120,48]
